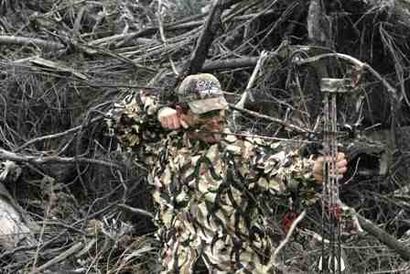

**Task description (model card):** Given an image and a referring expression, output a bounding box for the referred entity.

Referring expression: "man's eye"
[199,110,221,119]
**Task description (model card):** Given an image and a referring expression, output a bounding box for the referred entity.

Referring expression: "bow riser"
[320,78,355,273]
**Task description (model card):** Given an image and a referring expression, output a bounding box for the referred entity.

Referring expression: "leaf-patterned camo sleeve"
[251,139,320,205]
[106,90,162,151]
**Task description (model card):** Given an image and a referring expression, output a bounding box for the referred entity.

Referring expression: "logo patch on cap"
[195,80,223,99]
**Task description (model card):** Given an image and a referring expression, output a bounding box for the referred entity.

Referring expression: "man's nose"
[208,117,222,127]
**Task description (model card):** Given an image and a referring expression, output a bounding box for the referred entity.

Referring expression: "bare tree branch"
[229,104,313,134]
[357,214,410,261]
[295,53,399,102]
[0,149,122,169]
[0,35,64,50]
[183,0,227,75]
[15,117,103,152]
[202,56,259,71]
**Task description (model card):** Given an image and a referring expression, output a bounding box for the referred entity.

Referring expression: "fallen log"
[0,195,36,261]
[0,162,37,262]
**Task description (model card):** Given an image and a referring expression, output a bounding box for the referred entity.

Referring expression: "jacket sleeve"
[106,90,163,152]
[249,139,320,206]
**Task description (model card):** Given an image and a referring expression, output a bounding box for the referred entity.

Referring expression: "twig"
[233,51,269,127]
[117,170,128,204]
[72,5,86,37]
[157,0,179,76]
[228,104,313,134]
[30,194,53,273]
[89,47,157,72]
[237,50,269,107]
[117,204,154,219]
[271,210,307,268]
[28,56,88,80]
[33,242,84,273]
[15,117,103,152]
[75,238,98,258]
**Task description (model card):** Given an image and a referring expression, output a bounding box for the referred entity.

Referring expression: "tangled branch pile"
[0,0,410,272]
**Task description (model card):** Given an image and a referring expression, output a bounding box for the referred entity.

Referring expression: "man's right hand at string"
[158,107,184,129]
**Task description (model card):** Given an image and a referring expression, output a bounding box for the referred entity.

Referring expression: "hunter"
[106,73,348,273]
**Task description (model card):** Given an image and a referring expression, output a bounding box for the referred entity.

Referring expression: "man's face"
[187,109,226,144]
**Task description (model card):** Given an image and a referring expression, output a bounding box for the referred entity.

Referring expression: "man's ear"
[175,105,183,115]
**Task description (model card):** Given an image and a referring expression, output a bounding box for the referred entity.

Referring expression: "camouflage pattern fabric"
[106,91,319,273]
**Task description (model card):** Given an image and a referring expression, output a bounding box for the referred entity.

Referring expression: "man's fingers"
[336,159,347,168]
[319,156,347,167]
[338,166,347,174]
[159,116,167,127]
[312,152,349,184]
[171,117,180,129]
[158,107,180,129]
[163,117,171,128]
[162,117,174,129]
[166,117,177,129]
[180,119,189,129]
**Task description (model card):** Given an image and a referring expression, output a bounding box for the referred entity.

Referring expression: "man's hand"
[158,107,187,129]
[312,152,348,183]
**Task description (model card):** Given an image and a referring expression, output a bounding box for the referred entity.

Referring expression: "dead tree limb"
[233,51,269,127]
[0,149,123,169]
[271,210,307,268]
[33,242,84,273]
[307,0,330,46]
[202,56,259,71]
[183,0,228,76]
[295,53,399,102]
[357,214,410,261]
[236,51,269,108]
[0,35,64,50]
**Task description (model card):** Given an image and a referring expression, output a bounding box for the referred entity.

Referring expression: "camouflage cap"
[177,73,228,114]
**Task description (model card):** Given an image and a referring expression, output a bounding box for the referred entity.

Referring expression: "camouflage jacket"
[107,91,319,273]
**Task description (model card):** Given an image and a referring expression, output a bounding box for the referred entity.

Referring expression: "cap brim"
[188,97,229,114]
